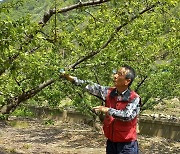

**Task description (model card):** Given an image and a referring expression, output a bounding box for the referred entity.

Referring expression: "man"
[60,65,141,154]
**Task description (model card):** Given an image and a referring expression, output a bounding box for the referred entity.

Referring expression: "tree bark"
[0,79,55,115]
[39,0,111,27]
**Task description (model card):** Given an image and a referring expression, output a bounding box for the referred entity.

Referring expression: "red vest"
[103,88,139,142]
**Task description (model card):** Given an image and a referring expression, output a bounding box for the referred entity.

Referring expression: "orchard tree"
[0,0,179,118]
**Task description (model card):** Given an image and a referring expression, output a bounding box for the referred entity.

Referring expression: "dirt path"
[0,118,179,154]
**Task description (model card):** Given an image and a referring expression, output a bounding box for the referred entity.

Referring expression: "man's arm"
[93,97,141,121]
[108,97,141,121]
[60,72,109,101]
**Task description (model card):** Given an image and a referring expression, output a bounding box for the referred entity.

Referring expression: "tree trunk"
[0,79,55,115]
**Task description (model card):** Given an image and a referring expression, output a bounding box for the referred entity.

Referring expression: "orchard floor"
[0,118,179,154]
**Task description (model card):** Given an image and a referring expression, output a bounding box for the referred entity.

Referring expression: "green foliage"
[12,106,35,117]
[0,114,8,120]
[0,0,179,116]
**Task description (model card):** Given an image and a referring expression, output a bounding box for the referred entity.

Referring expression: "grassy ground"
[0,118,179,154]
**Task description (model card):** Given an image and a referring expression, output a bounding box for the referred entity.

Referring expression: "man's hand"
[59,69,75,82]
[59,68,66,77]
[93,106,109,113]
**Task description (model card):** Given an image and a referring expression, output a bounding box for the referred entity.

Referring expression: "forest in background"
[0,0,179,119]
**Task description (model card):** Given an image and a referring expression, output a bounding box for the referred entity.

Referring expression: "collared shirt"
[73,77,141,121]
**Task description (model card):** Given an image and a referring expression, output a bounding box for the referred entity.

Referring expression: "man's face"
[113,67,131,88]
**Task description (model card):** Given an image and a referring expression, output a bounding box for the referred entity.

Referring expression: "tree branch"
[84,10,97,28]
[0,1,111,77]
[0,46,40,77]
[0,79,56,114]
[39,0,111,27]
[0,53,19,76]
[135,75,148,93]
[70,2,160,69]
[13,77,25,93]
